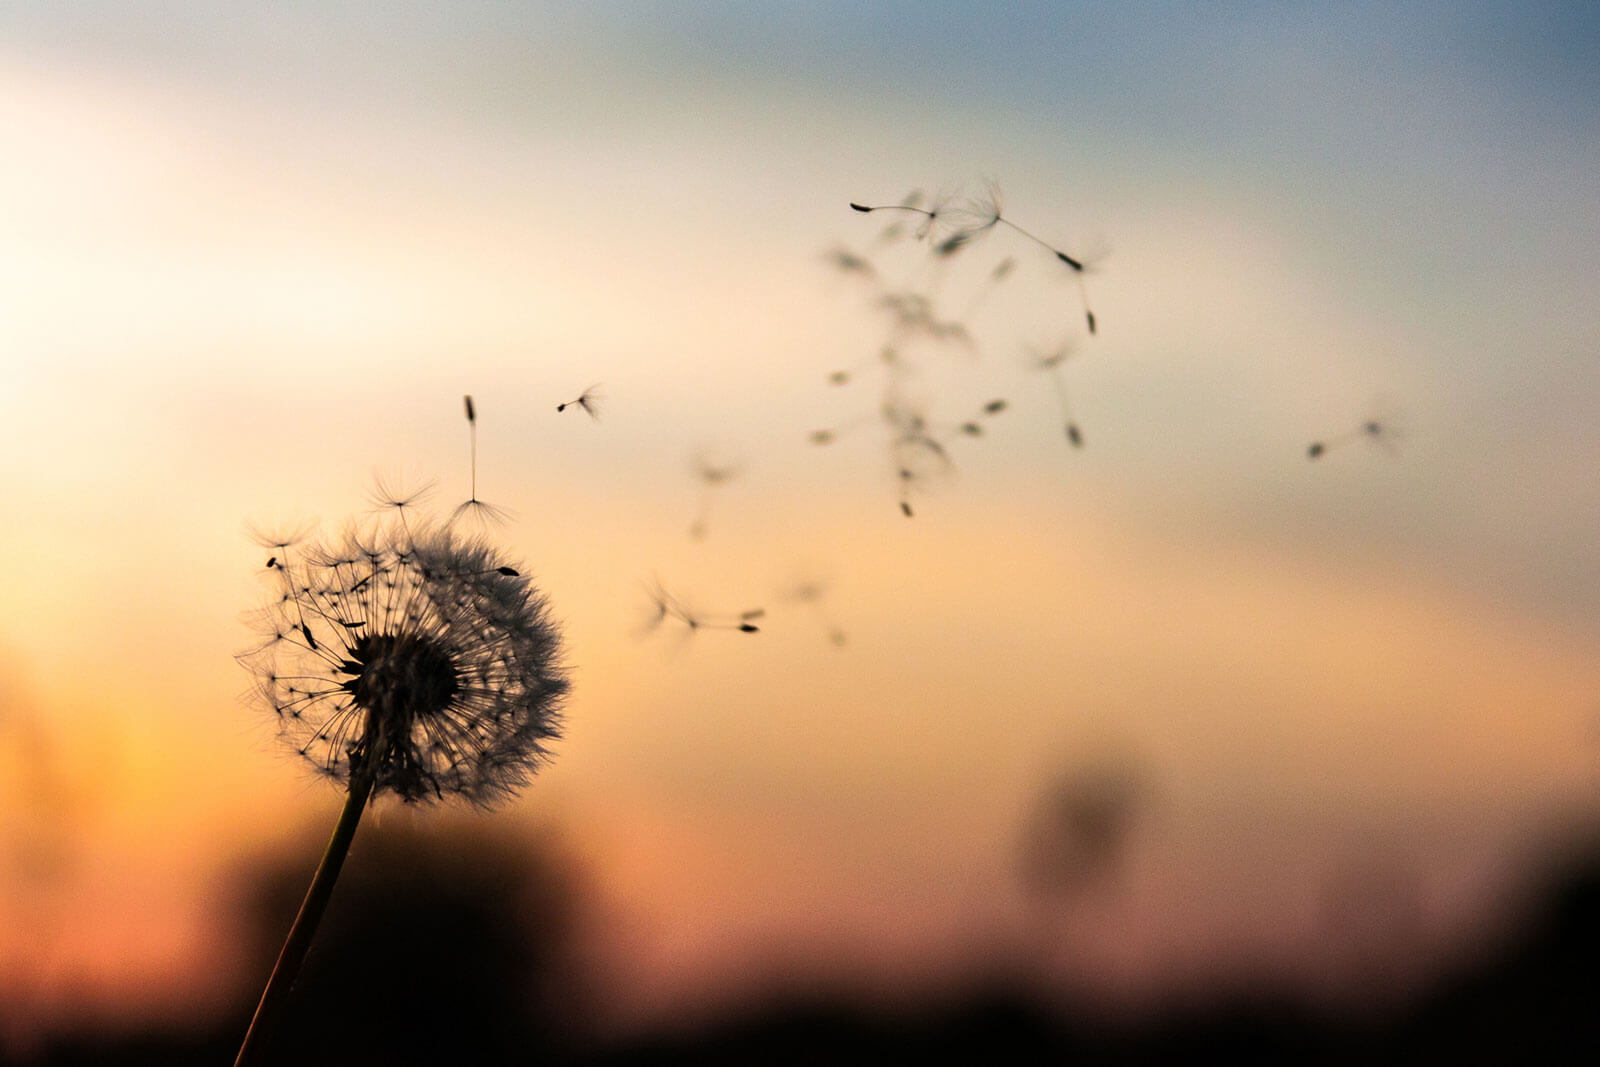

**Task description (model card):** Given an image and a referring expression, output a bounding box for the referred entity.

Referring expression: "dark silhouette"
[453,393,510,526]
[20,836,1600,1063]
[557,384,604,419]
[640,576,762,638]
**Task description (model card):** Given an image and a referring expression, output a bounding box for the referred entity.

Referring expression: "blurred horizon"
[3,1,1599,1058]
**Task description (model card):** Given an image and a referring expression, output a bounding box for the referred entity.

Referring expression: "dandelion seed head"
[247,520,317,552]
[450,497,514,530]
[240,519,567,807]
[942,181,1004,244]
[367,473,437,516]
[557,384,604,419]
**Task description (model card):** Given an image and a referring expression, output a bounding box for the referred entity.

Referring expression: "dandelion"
[234,510,567,1065]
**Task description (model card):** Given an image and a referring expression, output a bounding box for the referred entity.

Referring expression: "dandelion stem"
[234,770,375,1067]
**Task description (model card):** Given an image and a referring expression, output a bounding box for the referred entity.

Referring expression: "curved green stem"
[234,772,375,1066]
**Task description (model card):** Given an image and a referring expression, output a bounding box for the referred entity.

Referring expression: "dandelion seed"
[1307,402,1406,461]
[248,521,316,554]
[556,384,604,419]
[955,184,1097,334]
[896,466,919,518]
[453,394,508,528]
[1027,341,1088,450]
[688,451,740,541]
[367,474,436,523]
[639,577,762,640]
[959,255,1018,320]
[933,230,975,257]
[849,188,960,243]
[235,506,567,1064]
[783,576,847,647]
[824,247,875,276]
[451,497,512,528]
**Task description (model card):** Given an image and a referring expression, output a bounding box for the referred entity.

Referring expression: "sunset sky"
[3,1,1599,1050]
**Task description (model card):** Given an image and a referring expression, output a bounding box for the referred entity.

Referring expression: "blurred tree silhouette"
[21,830,1600,1063]
[230,818,589,1065]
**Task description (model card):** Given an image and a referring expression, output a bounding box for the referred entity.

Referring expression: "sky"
[2,0,1599,1051]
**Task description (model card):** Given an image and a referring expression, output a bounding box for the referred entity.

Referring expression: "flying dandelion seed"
[1027,341,1088,449]
[688,452,740,540]
[639,577,762,639]
[234,502,568,1065]
[856,185,1099,335]
[556,384,604,419]
[824,247,876,277]
[453,394,509,527]
[829,181,1107,518]
[959,255,1018,320]
[783,576,847,647]
[1307,402,1407,461]
[850,187,962,244]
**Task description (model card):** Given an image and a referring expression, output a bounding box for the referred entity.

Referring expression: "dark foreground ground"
[13,825,1599,1066]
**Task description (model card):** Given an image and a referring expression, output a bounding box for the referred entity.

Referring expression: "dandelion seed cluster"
[242,521,567,806]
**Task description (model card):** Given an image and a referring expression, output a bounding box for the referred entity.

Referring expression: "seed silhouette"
[556,384,603,419]
[452,395,508,527]
[1307,406,1405,461]
[641,577,763,638]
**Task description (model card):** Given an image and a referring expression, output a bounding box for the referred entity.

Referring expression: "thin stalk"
[234,771,375,1066]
